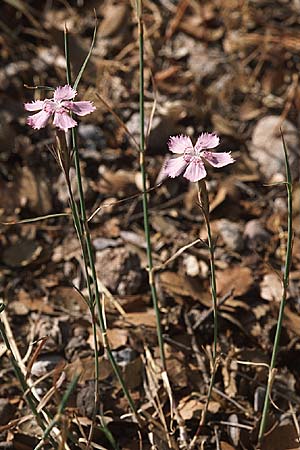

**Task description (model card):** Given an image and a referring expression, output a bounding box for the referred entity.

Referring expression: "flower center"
[184,146,201,163]
[43,99,68,114]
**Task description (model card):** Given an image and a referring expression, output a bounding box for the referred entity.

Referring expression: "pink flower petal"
[64,101,96,116]
[168,135,193,154]
[183,160,207,182]
[53,111,77,131]
[164,156,188,178]
[27,110,52,129]
[201,151,235,168]
[43,100,56,113]
[195,133,219,150]
[24,100,44,111]
[54,85,77,101]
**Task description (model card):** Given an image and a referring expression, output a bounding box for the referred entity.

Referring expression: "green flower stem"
[64,28,139,423]
[65,177,101,444]
[61,143,120,447]
[60,142,97,427]
[197,181,218,362]
[190,180,219,445]
[136,0,166,371]
[63,31,104,441]
[258,137,293,444]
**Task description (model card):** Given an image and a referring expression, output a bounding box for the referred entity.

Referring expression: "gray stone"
[31,354,65,377]
[243,219,270,251]
[218,219,244,252]
[95,247,144,295]
[250,116,299,181]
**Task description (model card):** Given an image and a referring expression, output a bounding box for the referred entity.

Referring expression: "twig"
[184,310,209,385]
[88,182,163,223]
[153,238,202,272]
[165,0,190,40]
[95,92,140,151]
[211,421,253,431]
[192,290,234,330]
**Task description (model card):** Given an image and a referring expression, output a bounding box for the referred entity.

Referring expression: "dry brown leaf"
[107,328,128,349]
[2,239,43,268]
[97,169,135,195]
[211,113,236,136]
[222,362,237,398]
[122,357,143,390]
[261,423,300,450]
[283,307,300,338]
[178,396,203,420]
[178,395,220,421]
[166,352,188,388]
[239,99,265,121]
[20,295,53,314]
[260,273,282,302]
[293,182,300,216]
[209,185,228,212]
[216,267,253,297]
[50,286,88,313]
[98,3,128,38]
[52,236,81,263]
[66,356,112,383]
[160,271,203,302]
[220,442,235,450]
[126,309,157,328]
[19,166,52,215]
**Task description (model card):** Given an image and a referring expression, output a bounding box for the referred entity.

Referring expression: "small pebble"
[183,254,199,277]
[218,219,244,252]
[31,354,65,377]
[112,347,137,366]
[243,219,270,251]
[250,116,299,181]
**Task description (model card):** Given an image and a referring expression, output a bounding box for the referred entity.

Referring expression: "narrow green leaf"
[64,25,72,86]
[58,373,80,414]
[281,129,292,186]
[97,424,120,450]
[73,20,97,91]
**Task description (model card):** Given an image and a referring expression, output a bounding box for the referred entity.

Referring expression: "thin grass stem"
[258,133,293,444]
[136,0,166,371]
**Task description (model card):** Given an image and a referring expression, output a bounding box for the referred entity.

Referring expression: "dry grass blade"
[1,213,70,225]
[88,182,162,222]
[96,93,140,150]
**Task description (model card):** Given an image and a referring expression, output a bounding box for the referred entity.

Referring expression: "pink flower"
[163,133,235,182]
[24,85,96,132]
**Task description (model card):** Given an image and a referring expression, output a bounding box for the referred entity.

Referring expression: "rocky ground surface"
[0,1,300,449]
